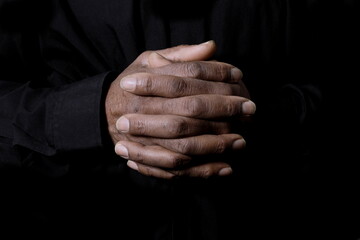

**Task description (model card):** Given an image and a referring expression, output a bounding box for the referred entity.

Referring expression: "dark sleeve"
[0,73,113,156]
[0,32,116,171]
[0,0,123,172]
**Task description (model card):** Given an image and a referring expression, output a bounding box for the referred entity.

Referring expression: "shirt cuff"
[53,72,116,152]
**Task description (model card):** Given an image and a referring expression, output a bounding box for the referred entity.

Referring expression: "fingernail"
[242,101,256,115]
[231,68,243,81]
[127,160,139,171]
[116,116,129,132]
[120,77,136,91]
[115,144,129,159]
[218,167,233,176]
[232,139,246,150]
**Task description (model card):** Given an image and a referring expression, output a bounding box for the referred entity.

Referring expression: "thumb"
[148,40,216,67]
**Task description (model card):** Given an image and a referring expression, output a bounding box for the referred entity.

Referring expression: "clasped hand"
[105,41,256,179]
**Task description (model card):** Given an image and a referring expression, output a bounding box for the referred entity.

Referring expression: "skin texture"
[105,41,256,179]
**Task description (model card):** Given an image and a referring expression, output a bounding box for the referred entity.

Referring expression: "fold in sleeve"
[0,72,116,166]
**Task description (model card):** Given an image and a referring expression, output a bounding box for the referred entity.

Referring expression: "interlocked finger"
[139,95,256,118]
[126,160,233,180]
[116,114,231,138]
[115,141,191,169]
[120,72,242,97]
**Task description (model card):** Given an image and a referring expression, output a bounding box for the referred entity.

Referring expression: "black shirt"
[0,0,358,239]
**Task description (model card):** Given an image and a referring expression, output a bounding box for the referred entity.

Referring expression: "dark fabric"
[0,0,358,239]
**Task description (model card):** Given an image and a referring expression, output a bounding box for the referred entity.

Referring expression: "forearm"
[0,72,115,168]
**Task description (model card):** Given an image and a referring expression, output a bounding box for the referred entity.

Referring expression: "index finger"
[151,61,243,83]
[141,95,256,118]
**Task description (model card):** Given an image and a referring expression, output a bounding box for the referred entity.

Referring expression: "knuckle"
[134,119,146,134]
[217,65,232,81]
[134,152,144,163]
[168,118,189,136]
[137,51,153,65]
[170,78,188,96]
[168,155,186,168]
[174,139,192,154]
[199,167,213,178]
[215,137,226,154]
[171,169,185,178]
[133,73,153,93]
[185,62,202,78]
[225,101,237,116]
[141,50,152,58]
[143,75,153,93]
[184,97,205,117]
